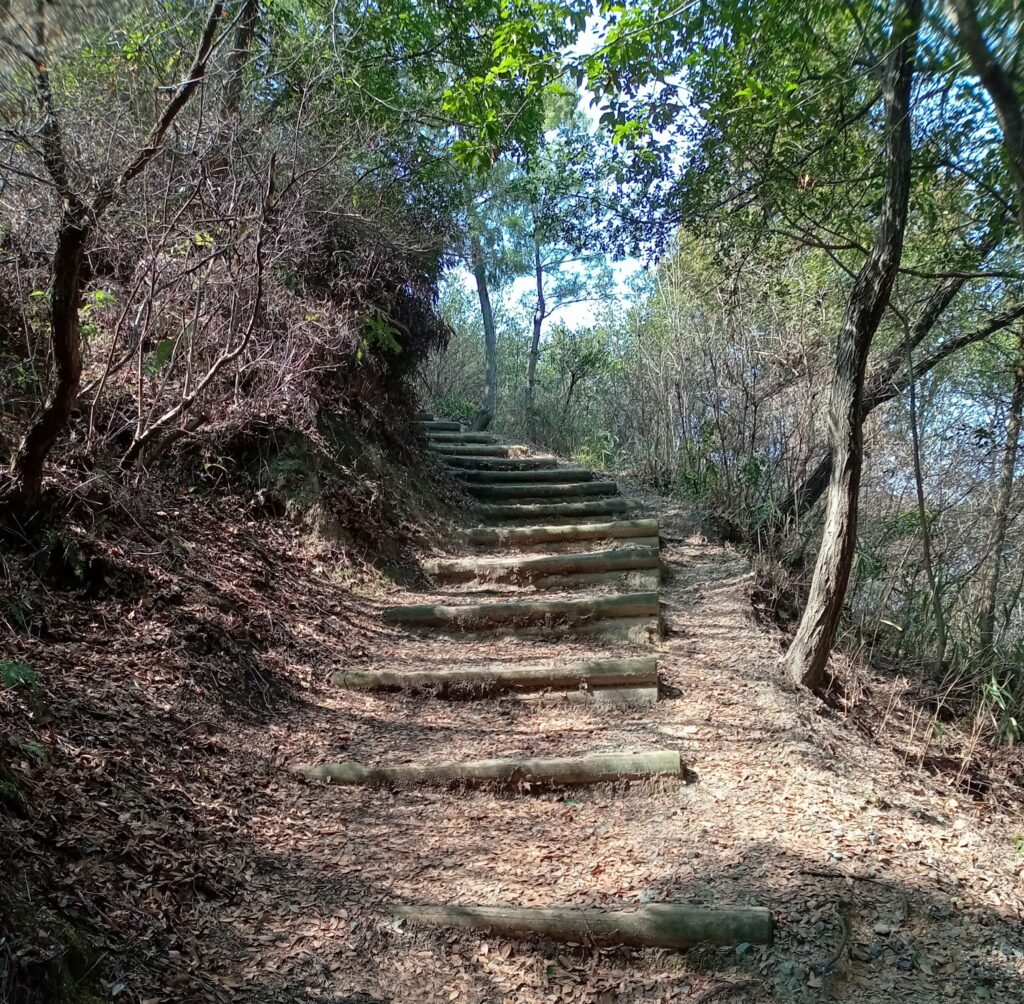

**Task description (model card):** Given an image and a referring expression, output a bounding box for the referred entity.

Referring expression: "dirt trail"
[222,434,1024,1003]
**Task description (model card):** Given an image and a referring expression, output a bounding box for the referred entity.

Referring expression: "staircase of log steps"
[299,416,774,952]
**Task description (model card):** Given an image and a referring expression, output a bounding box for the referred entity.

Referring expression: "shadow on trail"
[228,820,1024,1003]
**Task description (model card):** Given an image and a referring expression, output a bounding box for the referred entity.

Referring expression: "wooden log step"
[383,591,659,631]
[521,684,659,706]
[426,545,658,585]
[442,455,559,470]
[453,467,595,484]
[301,749,681,786]
[428,431,499,444]
[419,420,461,432]
[540,684,659,705]
[519,536,659,555]
[527,568,660,591]
[570,616,661,643]
[465,481,617,501]
[461,518,660,549]
[432,443,511,457]
[330,655,658,695]
[390,903,773,950]
[478,499,630,521]
[418,411,434,421]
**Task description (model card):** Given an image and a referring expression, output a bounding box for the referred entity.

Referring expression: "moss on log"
[301,749,681,786]
[432,443,511,457]
[466,481,617,501]
[453,467,596,484]
[426,545,657,585]
[442,455,559,470]
[390,903,773,949]
[461,518,659,548]
[428,432,499,444]
[383,591,658,629]
[520,684,659,706]
[477,498,631,521]
[330,655,658,694]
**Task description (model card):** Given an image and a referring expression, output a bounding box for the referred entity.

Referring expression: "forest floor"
[3,470,1024,1003]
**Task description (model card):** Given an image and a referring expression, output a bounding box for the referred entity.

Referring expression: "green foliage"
[357,311,403,363]
[35,530,89,585]
[983,672,1021,745]
[575,430,617,471]
[675,441,720,505]
[854,545,887,583]
[1,658,38,692]
[435,394,479,421]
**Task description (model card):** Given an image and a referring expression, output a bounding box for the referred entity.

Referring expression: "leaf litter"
[1,477,1022,1002]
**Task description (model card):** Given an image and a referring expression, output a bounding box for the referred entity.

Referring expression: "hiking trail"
[233,420,1024,1003]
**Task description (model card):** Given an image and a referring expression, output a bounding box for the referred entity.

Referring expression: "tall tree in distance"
[521,120,612,438]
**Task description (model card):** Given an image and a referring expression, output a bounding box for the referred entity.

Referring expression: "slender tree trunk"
[946,0,1024,234]
[223,0,259,121]
[9,213,90,507]
[211,0,259,179]
[525,234,545,438]
[470,232,497,430]
[4,0,224,511]
[979,358,1024,652]
[784,0,921,689]
[905,334,946,675]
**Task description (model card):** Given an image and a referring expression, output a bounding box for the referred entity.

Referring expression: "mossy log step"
[466,481,617,501]
[432,443,511,457]
[461,518,659,549]
[331,655,657,696]
[525,536,659,556]
[301,749,681,786]
[523,684,659,706]
[390,903,773,950]
[428,431,499,444]
[383,591,659,630]
[419,420,461,432]
[570,616,661,643]
[426,545,657,585]
[454,467,595,484]
[443,455,559,470]
[478,498,630,521]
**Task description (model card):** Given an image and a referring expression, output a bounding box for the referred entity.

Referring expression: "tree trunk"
[210,0,260,179]
[946,0,1024,234]
[784,0,921,689]
[525,234,544,436]
[222,0,259,124]
[979,358,1024,652]
[470,232,497,430]
[905,333,946,675]
[5,0,224,510]
[9,213,90,508]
